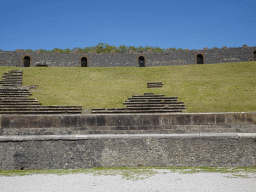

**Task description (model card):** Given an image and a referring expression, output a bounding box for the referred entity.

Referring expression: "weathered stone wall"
[1,112,256,136]
[0,46,255,67]
[0,134,255,170]
[0,112,255,170]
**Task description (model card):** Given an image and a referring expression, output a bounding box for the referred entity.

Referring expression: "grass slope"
[0,61,255,113]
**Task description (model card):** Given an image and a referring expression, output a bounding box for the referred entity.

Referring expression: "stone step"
[124,101,184,105]
[0,81,22,83]
[126,106,186,109]
[132,94,165,97]
[0,100,39,103]
[147,86,163,88]
[128,97,178,100]
[0,110,82,114]
[0,95,31,97]
[0,97,37,101]
[92,109,183,113]
[2,78,22,80]
[2,76,22,77]
[0,88,29,90]
[0,102,42,105]
[0,108,82,111]
[0,105,81,108]
[0,92,32,95]
[125,99,178,102]
[147,82,163,88]
[147,82,163,84]
[0,90,30,92]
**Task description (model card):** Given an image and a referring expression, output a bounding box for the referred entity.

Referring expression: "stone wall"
[0,134,255,170]
[0,112,256,170]
[1,112,256,135]
[0,46,255,67]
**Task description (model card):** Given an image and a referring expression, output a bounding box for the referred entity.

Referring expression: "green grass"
[0,167,255,180]
[1,61,256,112]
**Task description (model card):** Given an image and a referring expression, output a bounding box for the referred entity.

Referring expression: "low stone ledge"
[1,112,256,130]
[0,133,255,141]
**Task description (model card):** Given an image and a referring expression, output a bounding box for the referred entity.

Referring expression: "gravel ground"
[0,170,255,192]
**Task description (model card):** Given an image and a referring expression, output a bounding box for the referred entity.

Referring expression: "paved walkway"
[1,170,255,192]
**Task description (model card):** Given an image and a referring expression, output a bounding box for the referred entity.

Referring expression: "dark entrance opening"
[254,51,256,61]
[197,54,204,64]
[139,56,145,67]
[23,56,30,67]
[81,57,87,67]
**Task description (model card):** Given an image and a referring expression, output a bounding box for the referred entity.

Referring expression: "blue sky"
[0,0,255,51]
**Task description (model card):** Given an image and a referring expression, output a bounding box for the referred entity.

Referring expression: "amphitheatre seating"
[92,93,186,114]
[0,70,82,114]
[147,82,163,88]
[0,70,23,87]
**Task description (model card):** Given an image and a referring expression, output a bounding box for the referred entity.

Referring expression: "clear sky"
[0,0,255,51]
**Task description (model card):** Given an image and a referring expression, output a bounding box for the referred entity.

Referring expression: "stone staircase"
[92,93,186,114]
[0,70,23,87]
[0,70,82,114]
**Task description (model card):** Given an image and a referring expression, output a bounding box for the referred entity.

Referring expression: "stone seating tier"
[0,110,82,114]
[92,93,186,114]
[0,70,82,114]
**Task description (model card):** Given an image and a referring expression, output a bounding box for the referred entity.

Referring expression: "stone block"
[171,114,190,125]
[141,115,159,126]
[159,115,169,127]
[9,116,23,128]
[44,115,62,128]
[205,114,216,125]
[190,114,205,125]
[114,115,137,127]
[1,115,10,128]
[244,112,256,124]
[60,115,79,127]
[96,115,106,126]
[225,113,236,124]
[243,45,248,48]
[216,114,225,124]
[78,115,97,127]
[234,113,247,124]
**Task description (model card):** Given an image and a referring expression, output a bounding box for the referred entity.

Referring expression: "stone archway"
[79,56,89,67]
[23,56,31,67]
[138,56,145,67]
[196,53,204,64]
[254,50,256,61]
[81,57,87,67]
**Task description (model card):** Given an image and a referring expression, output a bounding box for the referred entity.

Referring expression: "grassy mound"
[0,61,255,113]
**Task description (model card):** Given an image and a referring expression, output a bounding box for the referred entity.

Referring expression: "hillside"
[0,61,255,113]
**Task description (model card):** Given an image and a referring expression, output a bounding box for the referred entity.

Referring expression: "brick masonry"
[0,112,256,169]
[0,46,256,67]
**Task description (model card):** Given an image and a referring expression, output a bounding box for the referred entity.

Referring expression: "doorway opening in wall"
[254,51,256,61]
[23,56,30,67]
[138,56,145,67]
[81,57,87,67]
[197,54,204,64]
